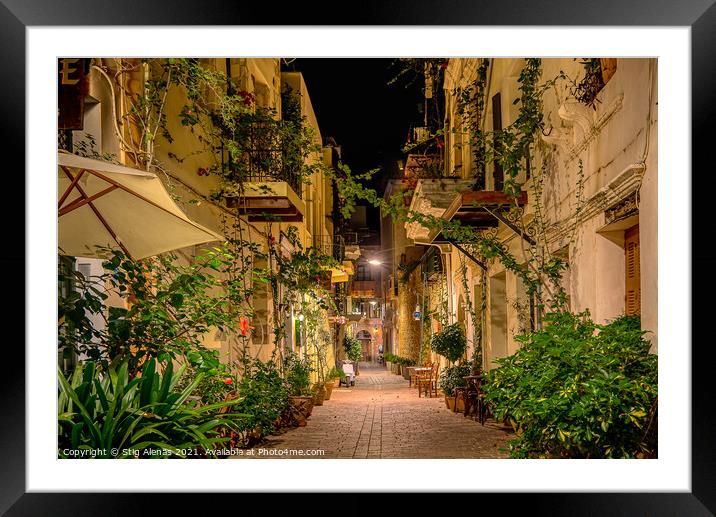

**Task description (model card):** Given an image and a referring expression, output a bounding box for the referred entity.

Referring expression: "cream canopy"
[58,152,224,259]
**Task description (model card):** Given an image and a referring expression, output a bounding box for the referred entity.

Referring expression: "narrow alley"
[241,364,512,459]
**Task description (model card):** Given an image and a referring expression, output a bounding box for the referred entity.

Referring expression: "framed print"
[5,0,715,513]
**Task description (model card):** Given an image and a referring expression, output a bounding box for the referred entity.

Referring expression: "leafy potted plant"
[57,358,249,458]
[324,367,343,400]
[401,357,417,381]
[431,323,467,364]
[284,354,314,426]
[383,352,394,372]
[483,312,658,458]
[438,362,471,411]
[344,335,363,374]
[312,382,327,406]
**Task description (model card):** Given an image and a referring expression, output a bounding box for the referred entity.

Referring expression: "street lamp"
[368,259,382,266]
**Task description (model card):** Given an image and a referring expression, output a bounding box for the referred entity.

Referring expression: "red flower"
[236,90,255,106]
[223,378,233,385]
[240,316,250,336]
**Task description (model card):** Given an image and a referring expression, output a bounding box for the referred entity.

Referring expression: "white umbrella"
[58,152,224,259]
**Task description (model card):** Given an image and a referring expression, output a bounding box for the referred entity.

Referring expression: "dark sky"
[284,58,424,193]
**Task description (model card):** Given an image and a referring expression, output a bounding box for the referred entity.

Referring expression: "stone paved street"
[239,364,513,459]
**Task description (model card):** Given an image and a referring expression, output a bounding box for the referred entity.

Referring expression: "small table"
[410,367,432,388]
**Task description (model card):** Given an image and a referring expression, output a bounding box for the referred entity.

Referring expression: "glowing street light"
[368,259,382,265]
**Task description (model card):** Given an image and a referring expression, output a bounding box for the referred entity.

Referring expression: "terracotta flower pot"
[288,395,314,426]
[324,382,334,400]
[445,394,465,413]
[445,395,455,411]
[313,385,326,406]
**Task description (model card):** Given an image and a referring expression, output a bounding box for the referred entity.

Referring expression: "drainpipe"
[419,273,425,365]
[445,251,453,324]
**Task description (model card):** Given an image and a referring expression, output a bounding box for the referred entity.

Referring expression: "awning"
[58,152,225,259]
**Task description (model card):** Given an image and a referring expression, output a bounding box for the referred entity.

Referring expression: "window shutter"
[625,225,641,316]
[492,92,503,191]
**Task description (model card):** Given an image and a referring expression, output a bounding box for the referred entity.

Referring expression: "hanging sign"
[58,58,90,130]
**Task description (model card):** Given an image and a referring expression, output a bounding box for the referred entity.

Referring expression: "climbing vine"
[457,250,484,369]
[330,58,591,326]
[81,58,335,385]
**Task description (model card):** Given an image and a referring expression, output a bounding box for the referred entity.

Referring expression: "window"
[77,262,91,281]
[625,225,641,316]
[58,256,77,372]
[356,263,373,282]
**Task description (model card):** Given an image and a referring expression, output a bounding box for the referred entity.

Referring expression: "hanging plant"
[572,58,605,110]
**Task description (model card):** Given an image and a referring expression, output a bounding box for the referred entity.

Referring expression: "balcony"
[404,174,529,244]
[351,280,376,298]
[342,232,361,261]
[314,234,355,283]
[404,154,443,179]
[404,178,475,242]
[224,123,305,222]
[313,234,345,262]
[446,189,528,228]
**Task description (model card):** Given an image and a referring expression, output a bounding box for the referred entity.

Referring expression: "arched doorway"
[356,330,372,362]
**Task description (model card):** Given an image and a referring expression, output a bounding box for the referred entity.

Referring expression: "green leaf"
[139,359,157,407]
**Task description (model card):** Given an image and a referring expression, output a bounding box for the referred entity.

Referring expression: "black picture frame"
[4,1,713,514]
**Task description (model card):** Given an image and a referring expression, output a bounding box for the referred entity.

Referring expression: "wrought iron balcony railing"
[313,234,345,262]
[235,122,303,198]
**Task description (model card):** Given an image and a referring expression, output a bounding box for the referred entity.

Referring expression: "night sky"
[284,58,424,196]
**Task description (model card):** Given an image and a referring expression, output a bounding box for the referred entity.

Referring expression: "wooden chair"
[406,366,417,388]
[417,363,439,398]
[463,373,487,425]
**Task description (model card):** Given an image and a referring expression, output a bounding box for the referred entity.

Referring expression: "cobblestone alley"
[239,364,513,459]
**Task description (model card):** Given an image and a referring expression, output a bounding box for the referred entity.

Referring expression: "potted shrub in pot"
[383,352,394,372]
[344,335,363,375]
[401,357,417,381]
[312,382,326,406]
[324,367,343,400]
[284,354,314,426]
[439,362,471,412]
[431,323,467,364]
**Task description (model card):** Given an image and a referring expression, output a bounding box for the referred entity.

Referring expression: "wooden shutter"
[600,58,617,85]
[625,225,641,316]
[492,92,503,191]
